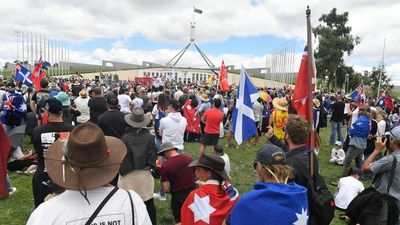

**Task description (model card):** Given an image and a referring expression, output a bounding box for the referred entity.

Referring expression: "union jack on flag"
[350,84,365,104]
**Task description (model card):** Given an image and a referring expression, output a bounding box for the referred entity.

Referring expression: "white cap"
[335,141,342,146]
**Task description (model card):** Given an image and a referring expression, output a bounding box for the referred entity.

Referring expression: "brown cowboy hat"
[45,122,127,190]
[189,153,229,181]
[124,107,151,128]
[272,97,288,111]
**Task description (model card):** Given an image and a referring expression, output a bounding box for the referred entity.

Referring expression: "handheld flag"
[350,84,365,105]
[193,7,203,14]
[31,57,48,91]
[219,60,230,92]
[0,125,11,199]
[292,46,315,120]
[15,64,33,87]
[232,67,259,144]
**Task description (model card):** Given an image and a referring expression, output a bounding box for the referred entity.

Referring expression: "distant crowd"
[1,74,400,225]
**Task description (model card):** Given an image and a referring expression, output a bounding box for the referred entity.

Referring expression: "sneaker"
[8,187,17,195]
[153,192,167,201]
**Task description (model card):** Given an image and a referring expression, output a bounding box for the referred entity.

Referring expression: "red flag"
[219,60,229,92]
[181,183,238,225]
[292,46,315,120]
[31,58,46,91]
[0,124,11,199]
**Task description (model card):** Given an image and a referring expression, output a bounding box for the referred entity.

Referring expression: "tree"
[313,8,361,90]
[365,66,393,97]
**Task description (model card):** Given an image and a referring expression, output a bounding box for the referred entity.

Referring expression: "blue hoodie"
[231,182,308,225]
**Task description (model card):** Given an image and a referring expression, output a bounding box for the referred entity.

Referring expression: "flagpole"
[306,6,314,175]
[376,38,386,101]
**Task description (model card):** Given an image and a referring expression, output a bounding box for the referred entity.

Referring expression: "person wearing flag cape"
[230,144,308,225]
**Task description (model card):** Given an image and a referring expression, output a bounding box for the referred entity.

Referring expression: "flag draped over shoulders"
[0,125,11,198]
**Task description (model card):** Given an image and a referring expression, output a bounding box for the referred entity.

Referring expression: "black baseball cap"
[107,95,119,108]
[255,144,286,166]
[169,99,180,111]
[44,98,63,114]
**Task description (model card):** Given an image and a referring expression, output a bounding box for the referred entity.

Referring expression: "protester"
[88,87,108,123]
[0,82,26,132]
[152,93,168,147]
[181,153,239,225]
[330,141,345,165]
[230,144,308,225]
[7,147,37,174]
[73,90,90,124]
[119,107,157,225]
[267,115,323,224]
[334,167,364,211]
[213,144,230,179]
[30,79,50,125]
[197,93,211,136]
[183,94,201,142]
[130,92,144,110]
[27,122,152,225]
[31,98,74,207]
[158,142,196,225]
[342,106,371,175]
[251,97,264,146]
[159,99,187,153]
[97,94,127,138]
[269,96,288,140]
[362,127,400,224]
[118,87,132,113]
[199,98,224,155]
[329,94,345,145]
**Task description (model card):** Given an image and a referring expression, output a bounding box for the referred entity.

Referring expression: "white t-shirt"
[334,176,364,209]
[74,97,91,123]
[174,90,184,100]
[118,94,132,113]
[220,153,231,179]
[7,146,24,163]
[159,112,187,150]
[377,119,387,136]
[27,186,152,225]
[131,97,144,109]
[350,108,359,126]
[344,103,350,114]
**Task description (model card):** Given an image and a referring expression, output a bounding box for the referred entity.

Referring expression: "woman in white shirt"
[334,167,364,210]
[74,90,90,124]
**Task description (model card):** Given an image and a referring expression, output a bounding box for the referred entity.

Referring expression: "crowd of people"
[1,74,400,225]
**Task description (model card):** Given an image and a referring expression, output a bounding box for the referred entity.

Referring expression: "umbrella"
[8,125,26,149]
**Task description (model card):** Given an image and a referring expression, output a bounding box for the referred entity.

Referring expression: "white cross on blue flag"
[232,67,259,144]
[15,64,33,87]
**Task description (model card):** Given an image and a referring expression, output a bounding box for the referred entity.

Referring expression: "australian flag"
[350,84,365,104]
[14,64,33,87]
[232,67,259,144]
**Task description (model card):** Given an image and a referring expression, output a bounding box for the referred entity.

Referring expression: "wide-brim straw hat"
[44,122,127,190]
[189,153,229,181]
[200,94,210,102]
[124,107,151,128]
[272,97,288,111]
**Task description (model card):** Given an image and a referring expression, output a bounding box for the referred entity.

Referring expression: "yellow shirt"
[272,110,289,140]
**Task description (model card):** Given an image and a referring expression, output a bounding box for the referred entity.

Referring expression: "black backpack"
[293,152,335,225]
[346,156,399,225]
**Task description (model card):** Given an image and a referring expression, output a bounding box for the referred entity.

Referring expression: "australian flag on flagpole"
[14,64,33,87]
[232,66,259,145]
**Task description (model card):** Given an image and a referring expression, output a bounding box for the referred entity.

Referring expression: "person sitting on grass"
[230,144,308,225]
[330,141,345,165]
[334,167,364,211]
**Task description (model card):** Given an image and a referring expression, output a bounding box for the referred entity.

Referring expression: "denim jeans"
[342,145,364,176]
[329,121,343,145]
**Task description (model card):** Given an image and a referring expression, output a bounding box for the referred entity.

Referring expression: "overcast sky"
[0,0,399,85]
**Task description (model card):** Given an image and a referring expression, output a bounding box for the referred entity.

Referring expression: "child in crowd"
[330,141,345,165]
[214,145,230,179]
[334,167,364,211]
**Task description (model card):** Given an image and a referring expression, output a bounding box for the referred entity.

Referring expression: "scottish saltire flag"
[350,84,365,103]
[232,67,259,144]
[14,64,33,87]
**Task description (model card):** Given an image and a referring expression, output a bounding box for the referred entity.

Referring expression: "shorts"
[201,133,220,146]
[171,186,196,222]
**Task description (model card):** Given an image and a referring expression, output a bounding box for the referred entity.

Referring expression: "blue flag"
[231,182,308,225]
[15,64,33,87]
[232,67,259,144]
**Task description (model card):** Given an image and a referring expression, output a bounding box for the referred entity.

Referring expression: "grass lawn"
[0,125,370,225]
